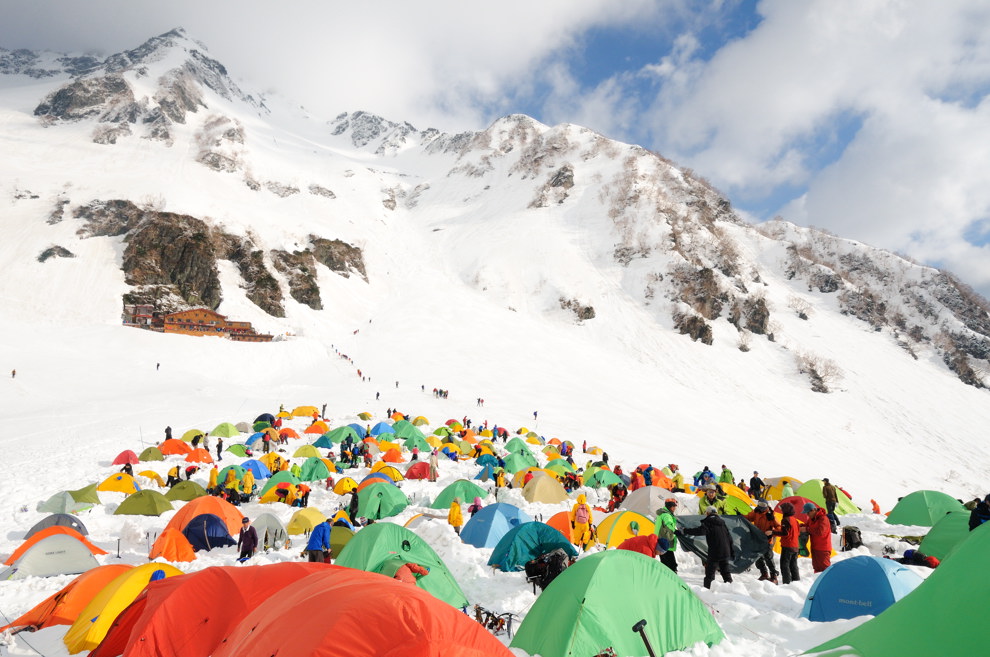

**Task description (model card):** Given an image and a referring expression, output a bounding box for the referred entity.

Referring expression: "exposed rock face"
[37,245,76,262]
[310,237,367,282]
[35,75,134,121]
[530,164,574,208]
[674,313,713,345]
[308,184,336,199]
[271,249,321,310]
[75,199,146,237]
[559,297,595,322]
[213,233,285,317]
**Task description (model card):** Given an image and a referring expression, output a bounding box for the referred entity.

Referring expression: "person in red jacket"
[804,503,833,573]
[775,502,802,584]
[617,534,669,558]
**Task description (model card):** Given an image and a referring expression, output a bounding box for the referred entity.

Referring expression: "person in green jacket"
[780,479,794,499]
[718,464,734,485]
[654,498,680,572]
[698,484,729,515]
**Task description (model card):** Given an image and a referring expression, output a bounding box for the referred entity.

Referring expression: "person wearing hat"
[237,516,258,561]
[698,484,728,515]
[654,498,681,572]
[821,478,840,533]
[968,494,990,530]
[681,506,735,589]
[617,533,670,559]
[749,471,765,500]
[718,464,735,485]
[804,503,833,573]
[745,499,781,583]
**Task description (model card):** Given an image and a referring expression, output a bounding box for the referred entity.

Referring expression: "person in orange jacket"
[448,497,464,536]
[629,470,645,492]
[745,500,781,583]
[774,502,802,584]
[394,562,430,584]
[570,494,593,547]
[804,503,833,573]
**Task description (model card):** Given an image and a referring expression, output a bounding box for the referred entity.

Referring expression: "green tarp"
[808,523,990,656]
[886,490,965,527]
[335,522,468,608]
[511,550,723,657]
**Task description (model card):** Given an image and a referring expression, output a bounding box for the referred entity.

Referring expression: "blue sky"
[1,0,989,296]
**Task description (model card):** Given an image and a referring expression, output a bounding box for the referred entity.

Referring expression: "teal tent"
[502,451,538,473]
[335,522,467,607]
[511,550,723,657]
[488,521,577,572]
[885,490,965,527]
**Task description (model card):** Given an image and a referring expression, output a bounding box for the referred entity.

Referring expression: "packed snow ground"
[0,322,953,657]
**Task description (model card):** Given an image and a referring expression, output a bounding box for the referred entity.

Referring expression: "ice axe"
[631,619,656,657]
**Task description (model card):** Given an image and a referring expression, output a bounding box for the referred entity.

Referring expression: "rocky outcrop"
[37,245,76,262]
[75,199,146,237]
[213,233,285,317]
[35,75,134,122]
[559,297,595,322]
[674,313,713,345]
[310,237,367,282]
[530,164,574,208]
[271,249,321,310]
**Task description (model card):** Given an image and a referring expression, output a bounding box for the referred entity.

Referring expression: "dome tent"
[461,503,533,549]
[511,550,723,657]
[801,555,923,622]
[918,510,971,560]
[488,521,578,572]
[885,490,965,527]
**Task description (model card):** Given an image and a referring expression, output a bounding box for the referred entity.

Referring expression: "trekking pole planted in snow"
[632,619,656,657]
[117,539,121,559]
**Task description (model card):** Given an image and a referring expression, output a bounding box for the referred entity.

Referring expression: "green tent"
[36,491,93,515]
[583,468,622,489]
[114,490,174,516]
[402,434,431,452]
[210,422,240,438]
[164,480,208,502]
[225,444,249,458]
[795,479,860,515]
[298,457,332,482]
[138,446,164,462]
[357,482,409,520]
[918,510,971,560]
[885,490,965,527]
[335,522,468,608]
[217,465,247,486]
[503,451,538,473]
[430,479,487,510]
[433,426,453,437]
[504,437,532,455]
[260,471,303,497]
[253,420,272,433]
[511,550,724,657]
[545,459,576,475]
[181,429,205,443]
[293,444,321,459]
[326,426,362,443]
[808,523,990,656]
[68,483,101,505]
[392,420,425,440]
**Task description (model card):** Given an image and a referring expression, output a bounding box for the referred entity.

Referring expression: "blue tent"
[254,413,275,424]
[360,472,395,487]
[313,434,334,449]
[461,503,533,549]
[181,513,236,552]
[474,464,496,481]
[476,454,498,468]
[488,521,578,572]
[347,423,367,437]
[370,421,394,436]
[241,459,273,479]
[801,555,924,622]
[245,432,265,447]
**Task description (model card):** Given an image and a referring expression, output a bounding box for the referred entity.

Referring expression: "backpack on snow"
[841,525,863,551]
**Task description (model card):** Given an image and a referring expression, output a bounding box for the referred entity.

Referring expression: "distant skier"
[395,380,399,388]
[156,362,160,371]
[533,411,538,421]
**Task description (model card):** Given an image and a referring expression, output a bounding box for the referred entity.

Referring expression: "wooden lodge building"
[123,305,273,342]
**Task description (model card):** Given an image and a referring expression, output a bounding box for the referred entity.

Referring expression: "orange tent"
[184,448,214,464]
[278,428,300,440]
[5,526,107,565]
[158,439,192,455]
[0,564,132,633]
[546,510,572,538]
[390,412,405,422]
[650,472,674,489]
[305,421,329,435]
[211,567,512,657]
[89,563,332,657]
[163,496,243,536]
[381,447,404,463]
[148,528,196,563]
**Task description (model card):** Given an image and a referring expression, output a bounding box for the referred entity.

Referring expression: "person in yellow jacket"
[224,467,237,489]
[242,469,255,501]
[166,465,181,487]
[448,497,464,536]
[494,468,506,488]
[207,466,218,492]
[570,494,593,548]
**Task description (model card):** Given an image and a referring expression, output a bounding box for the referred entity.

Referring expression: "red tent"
[112,450,140,465]
[213,567,512,657]
[90,563,330,657]
[158,439,192,456]
[0,564,132,633]
[774,496,821,523]
[405,462,430,480]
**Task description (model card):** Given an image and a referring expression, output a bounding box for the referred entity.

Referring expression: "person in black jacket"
[681,506,735,589]
[237,517,258,560]
[749,471,765,500]
[968,495,990,530]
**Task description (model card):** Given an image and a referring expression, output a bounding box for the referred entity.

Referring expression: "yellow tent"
[292,405,319,418]
[516,427,529,434]
[63,562,183,653]
[260,483,299,505]
[717,482,755,506]
[333,477,358,495]
[426,435,443,448]
[412,416,430,426]
[586,446,603,455]
[259,453,288,472]
[375,465,404,482]
[180,428,205,442]
[97,473,140,494]
[357,412,373,421]
[596,511,655,548]
[287,507,326,535]
[276,411,291,419]
[763,476,804,501]
[526,436,542,445]
[137,471,165,487]
[479,429,493,438]
[377,440,401,453]
[293,445,321,459]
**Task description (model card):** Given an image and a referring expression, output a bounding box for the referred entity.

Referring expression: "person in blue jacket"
[305,519,332,562]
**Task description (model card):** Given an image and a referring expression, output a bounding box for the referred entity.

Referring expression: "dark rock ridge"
[37,245,75,262]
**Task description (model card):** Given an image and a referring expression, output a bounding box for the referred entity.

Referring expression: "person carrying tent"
[745,500,781,584]
[237,517,258,560]
[467,497,484,517]
[617,533,669,559]
[749,472,765,500]
[679,506,734,589]
[781,480,794,499]
[805,503,833,573]
[821,478,841,533]
[570,494,593,548]
[718,464,734,485]
[968,495,990,530]
[394,562,430,584]
[166,465,181,487]
[699,484,728,515]
[654,498,680,573]
[448,498,464,536]
[305,519,332,562]
[774,502,801,584]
